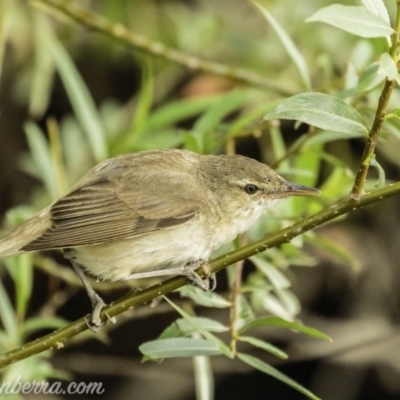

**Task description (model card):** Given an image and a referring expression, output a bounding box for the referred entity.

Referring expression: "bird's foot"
[85,292,116,332]
[180,260,217,291]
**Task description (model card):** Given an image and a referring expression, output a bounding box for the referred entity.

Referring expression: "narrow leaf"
[0,0,13,95]
[238,316,331,341]
[253,1,311,90]
[358,62,385,91]
[24,122,58,199]
[251,256,291,289]
[22,317,67,339]
[304,131,364,148]
[263,93,368,136]
[238,353,321,400]
[388,109,400,120]
[178,286,231,308]
[140,338,222,359]
[164,296,233,358]
[11,254,33,319]
[378,53,398,80]
[306,5,394,38]
[130,63,154,134]
[238,336,288,359]
[146,96,224,130]
[193,91,246,134]
[30,12,55,117]
[369,154,386,188]
[307,235,362,272]
[47,35,108,162]
[0,279,16,338]
[159,317,228,339]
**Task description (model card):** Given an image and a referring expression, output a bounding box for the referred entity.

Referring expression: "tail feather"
[0,207,52,258]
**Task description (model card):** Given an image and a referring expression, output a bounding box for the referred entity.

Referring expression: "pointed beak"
[283,181,321,197]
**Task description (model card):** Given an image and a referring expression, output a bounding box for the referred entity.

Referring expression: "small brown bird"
[0,149,319,329]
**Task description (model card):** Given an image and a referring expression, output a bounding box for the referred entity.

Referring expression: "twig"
[31,0,293,96]
[229,248,245,356]
[1,181,399,369]
[351,4,400,198]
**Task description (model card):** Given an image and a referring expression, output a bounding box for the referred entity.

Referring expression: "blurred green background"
[1,0,400,399]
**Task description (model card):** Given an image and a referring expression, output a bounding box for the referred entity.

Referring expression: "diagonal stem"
[351,79,396,198]
[351,2,400,198]
[0,180,400,369]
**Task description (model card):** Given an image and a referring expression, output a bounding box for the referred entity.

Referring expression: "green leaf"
[359,61,386,91]
[139,338,223,359]
[378,53,398,81]
[47,35,108,162]
[304,131,365,149]
[178,286,231,308]
[252,289,299,321]
[227,101,280,138]
[290,145,322,213]
[361,0,390,26]
[127,129,182,151]
[159,317,228,339]
[6,254,33,319]
[238,316,331,341]
[234,295,256,330]
[0,279,17,339]
[306,5,394,38]
[369,154,386,188]
[275,288,301,317]
[0,331,12,349]
[269,123,287,167]
[252,1,311,90]
[263,93,368,136]
[130,63,154,134]
[238,353,321,400]
[164,296,233,358]
[24,122,58,200]
[251,256,291,289]
[319,166,354,200]
[238,336,288,359]
[146,96,224,131]
[308,235,362,272]
[388,109,400,121]
[192,91,247,134]
[182,130,203,153]
[22,317,68,339]
[0,0,13,102]
[29,12,55,117]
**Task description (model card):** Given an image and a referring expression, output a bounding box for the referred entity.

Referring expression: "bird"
[0,149,319,329]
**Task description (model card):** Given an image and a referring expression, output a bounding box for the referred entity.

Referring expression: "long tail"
[0,207,52,258]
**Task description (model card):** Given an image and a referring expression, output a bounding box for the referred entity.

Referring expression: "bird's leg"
[123,260,217,291]
[65,251,115,331]
[179,260,217,291]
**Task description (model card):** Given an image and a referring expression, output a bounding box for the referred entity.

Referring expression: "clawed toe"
[181,261,217,291]
[85,294,116,332]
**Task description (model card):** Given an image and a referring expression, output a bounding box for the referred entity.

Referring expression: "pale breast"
[70,218,213,281]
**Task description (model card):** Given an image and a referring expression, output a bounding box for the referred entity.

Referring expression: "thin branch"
[1,181,400,369]
[350,79,396,197]
[270,125,316,169]
[351,3,400,198]
[229,252,245,356]
[31,0,293,96]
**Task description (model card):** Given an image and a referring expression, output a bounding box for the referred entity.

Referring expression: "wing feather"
[23,153,203,250]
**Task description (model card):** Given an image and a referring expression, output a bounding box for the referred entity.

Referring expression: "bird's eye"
[244,184,258,194]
